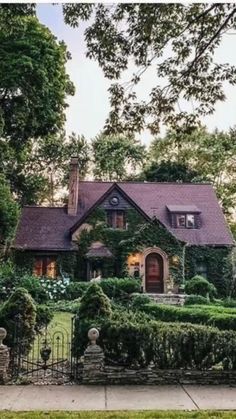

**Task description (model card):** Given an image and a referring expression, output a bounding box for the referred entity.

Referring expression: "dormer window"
[176,213,195,228]
[167,205,201,229]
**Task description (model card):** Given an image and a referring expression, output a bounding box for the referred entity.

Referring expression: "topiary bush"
[185,275,217,298]
[0,287,37,350]
[78,283,112,320]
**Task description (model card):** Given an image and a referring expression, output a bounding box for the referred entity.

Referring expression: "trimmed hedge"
[185,275,216,298]
[74,313,236,370]
[140,303,236,331]
[66,278,141,300]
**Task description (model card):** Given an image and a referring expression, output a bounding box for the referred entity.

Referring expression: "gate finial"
[0,328,7,347]
[88,328,99,346]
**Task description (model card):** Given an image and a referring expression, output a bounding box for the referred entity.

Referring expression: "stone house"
[13,158,234,295]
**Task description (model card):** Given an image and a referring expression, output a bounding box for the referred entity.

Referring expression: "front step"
[146,293,186,306]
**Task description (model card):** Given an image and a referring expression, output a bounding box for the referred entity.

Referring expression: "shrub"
[74,315,236,370]
[79,283,112,320]
[65,282,90,300]
[222,298,236,308]
[140,302,236,331]
[0,261,18,301]
[185,295,210,306]
[185,275,217,298]
[130,293,152,310]
[39,277,70,300]
[99,277,141,299]
[35,305,54,332]
[19,275,48,303]
[0,287,36,349]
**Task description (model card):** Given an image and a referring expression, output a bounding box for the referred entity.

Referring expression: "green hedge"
[74,314,236,370]
[140,303,236,331]
[66,278,141,301]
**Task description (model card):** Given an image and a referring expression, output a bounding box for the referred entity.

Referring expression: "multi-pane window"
[176,214,195,229]
[33,256,57,278]
[195,262,207,278]
[107,210,126,229]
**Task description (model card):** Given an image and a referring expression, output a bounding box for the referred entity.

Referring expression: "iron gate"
[10,314,77,384]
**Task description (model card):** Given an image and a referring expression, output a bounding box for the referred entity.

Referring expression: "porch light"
[171,255,179,265]
[131,253,139,264]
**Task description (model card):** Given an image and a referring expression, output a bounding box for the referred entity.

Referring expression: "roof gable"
[70,183,149,234]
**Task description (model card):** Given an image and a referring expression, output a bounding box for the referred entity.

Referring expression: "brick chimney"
[68,157,79,216]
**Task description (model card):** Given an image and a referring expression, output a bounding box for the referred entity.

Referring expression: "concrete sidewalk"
[0,385,236,411]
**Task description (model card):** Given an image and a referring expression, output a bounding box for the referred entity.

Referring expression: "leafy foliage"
[0,174,19,252]
[0,287,36,349]
[0,6,74,204]
[139,303,236,332]
[78,283,112,320]
[185,275,217,298]
[148,127,236,214]
[92,134,145,181]
[63,4,236,134]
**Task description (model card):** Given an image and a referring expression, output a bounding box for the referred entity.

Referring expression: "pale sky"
[37,3,236,146]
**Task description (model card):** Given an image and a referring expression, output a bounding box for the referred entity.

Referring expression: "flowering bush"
[39,276,70,300]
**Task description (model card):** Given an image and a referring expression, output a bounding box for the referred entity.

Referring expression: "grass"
[30,311,73,360]
[1,411,236,418]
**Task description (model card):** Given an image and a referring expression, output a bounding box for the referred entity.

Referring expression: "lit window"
[107,210,126,229]
[33,256,57,278]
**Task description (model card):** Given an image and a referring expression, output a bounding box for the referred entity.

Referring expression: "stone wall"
[78,328,236,385]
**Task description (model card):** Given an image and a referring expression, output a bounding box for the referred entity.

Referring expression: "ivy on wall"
[185,246,231,296]
[13,250,77,279]
[12,207,233,296]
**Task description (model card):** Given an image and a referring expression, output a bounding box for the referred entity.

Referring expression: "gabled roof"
[14,181,234,251]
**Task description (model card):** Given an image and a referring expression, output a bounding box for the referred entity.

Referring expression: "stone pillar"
[82,328,105,384]
[0,328,10,384]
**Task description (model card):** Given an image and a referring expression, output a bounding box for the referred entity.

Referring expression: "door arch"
[145,252,164,293]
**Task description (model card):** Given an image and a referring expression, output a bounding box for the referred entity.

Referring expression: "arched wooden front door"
[145,253,164,293]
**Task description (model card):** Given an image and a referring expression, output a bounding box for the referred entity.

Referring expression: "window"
[176,214,195,228]
[176,214,186,228]
[33,256,57,278]
[195,262,207,278]
[107,210,126,229]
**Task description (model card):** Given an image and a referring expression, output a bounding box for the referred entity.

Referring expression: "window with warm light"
[33,256,57,278]
[107,210,126,229]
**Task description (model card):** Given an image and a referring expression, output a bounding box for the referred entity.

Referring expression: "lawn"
[1,411,236,418]
[30,311,73,360]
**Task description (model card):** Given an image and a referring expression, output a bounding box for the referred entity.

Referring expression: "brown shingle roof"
[14,181,234,250]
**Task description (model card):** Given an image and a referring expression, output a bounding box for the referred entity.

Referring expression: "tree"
[148,127,236,215]
[92,134,145,181]
[0,174,19,254]
[26,132,91,205]
[63,4,236,134]
[0,6,75,203]
[142,161,200,183]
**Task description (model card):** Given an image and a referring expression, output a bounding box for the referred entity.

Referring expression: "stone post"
[82,328,105,384]
[0,328,10,384]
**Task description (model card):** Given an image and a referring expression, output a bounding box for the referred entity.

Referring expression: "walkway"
[1,385,236,411]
